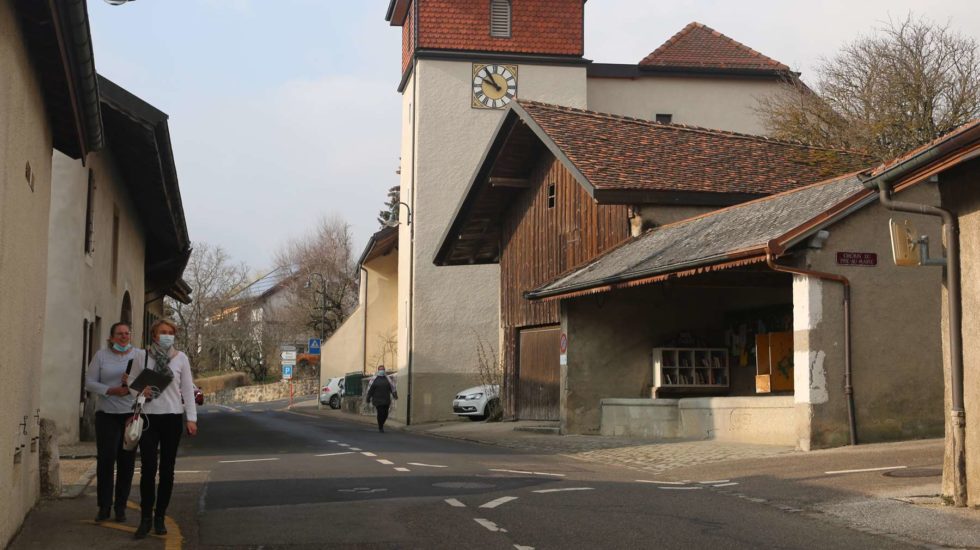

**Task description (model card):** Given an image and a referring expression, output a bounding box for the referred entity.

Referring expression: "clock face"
[472,63,517,109]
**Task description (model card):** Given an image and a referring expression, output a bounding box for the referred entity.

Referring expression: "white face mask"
[158,334,175,350]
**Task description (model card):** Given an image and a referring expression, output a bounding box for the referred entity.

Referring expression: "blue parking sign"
[282,364,293,380]
[308,338,321,354]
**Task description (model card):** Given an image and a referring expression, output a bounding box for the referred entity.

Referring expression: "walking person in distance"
[130,319,198,539]
[366,366,397,433]
[84,321,139,523]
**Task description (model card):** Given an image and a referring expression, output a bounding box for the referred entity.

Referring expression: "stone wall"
[208,380,318,405]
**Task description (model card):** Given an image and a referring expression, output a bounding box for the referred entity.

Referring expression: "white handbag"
[123,394,146,451]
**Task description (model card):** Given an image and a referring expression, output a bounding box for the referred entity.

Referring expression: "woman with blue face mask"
[129,318,198,540]
[84,321,139,523]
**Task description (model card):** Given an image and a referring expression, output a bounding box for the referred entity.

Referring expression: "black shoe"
[134,518,152,539]
[114,507,127,523]
[95,507,110,522]
[154,516,167,535]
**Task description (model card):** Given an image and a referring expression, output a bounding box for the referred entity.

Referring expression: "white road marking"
[214,404,239,412]
[338,487,387,494]
[349,447,362,451]
[316,452,355,457]
[327,440,338,443]
[407,462,448,468]
[474,518,507,533]
[824,466,907,475]
[713,482,739,488]
[480,496,518,508]
[532,487,594,494]
[219,458,279,464]
[377,459,394,465]
[174,470,206,474]
[636,479,686,485]
[532,472,565,477]
[490,468,533,475]
[514,546,535,550]
[394,467,411,472]
[361,452,377,457]
[337,443,351,447]
[658,486,703,491]
[699,480,730,484]
[445,498,466,508]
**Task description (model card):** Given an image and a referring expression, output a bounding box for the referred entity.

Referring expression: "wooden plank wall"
[499,156,630,417]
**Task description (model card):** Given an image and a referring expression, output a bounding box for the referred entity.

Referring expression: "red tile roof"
[639,22,790,72]
[519,100,871,196]
[413,1,583,64]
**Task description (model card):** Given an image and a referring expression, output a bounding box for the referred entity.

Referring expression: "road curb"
[60,462,97,499]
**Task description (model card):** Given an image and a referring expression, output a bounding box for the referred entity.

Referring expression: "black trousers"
[375,404,390,430]
[138,414,183,518]
[94,411,137,511]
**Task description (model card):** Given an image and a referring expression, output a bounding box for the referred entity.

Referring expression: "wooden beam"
[489,177,531,188]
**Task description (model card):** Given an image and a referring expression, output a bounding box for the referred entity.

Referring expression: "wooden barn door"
[517,326,561,420]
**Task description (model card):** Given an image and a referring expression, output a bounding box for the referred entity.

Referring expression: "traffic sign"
[281,350,297,361]
[308,338,321,354]
[282,364,293,380]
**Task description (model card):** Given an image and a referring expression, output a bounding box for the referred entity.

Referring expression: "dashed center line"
[377,459,394,465]
[480,496,518,509]
[699,480,730,484]
[488,468,565,477]
[532,487,593,494]
[337,443,351,447]
[713,482,739,488]
[445,498,466,508]
[349,447,362,451]
[474,518,507,533]
[636,479,686,485]
[361,452,377,457]
[327,440,338,443]
[315,452,355,457]
[658,486,703,491]
[407,462,448,468]
[824,466,906,475]
[219,458,279,464]
[394,467,411,472]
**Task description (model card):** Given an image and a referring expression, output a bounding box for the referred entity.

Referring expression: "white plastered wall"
[40,150,148,445]
[587,75,780,134]
[0,1,52,544]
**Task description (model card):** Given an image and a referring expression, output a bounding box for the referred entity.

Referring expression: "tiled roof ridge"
[517,99,870,156]
[537,171,868,292]
[870,118,980,177]
[640,21,790,70]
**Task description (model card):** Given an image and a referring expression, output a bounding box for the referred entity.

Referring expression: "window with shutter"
[490,0,511,38]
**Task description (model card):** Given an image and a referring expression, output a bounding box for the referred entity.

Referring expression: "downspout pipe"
[870,177,967,507]
[766,247,857,446]
[361,266,369,376]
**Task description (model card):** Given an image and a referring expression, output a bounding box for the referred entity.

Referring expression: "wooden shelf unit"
[652,347,730,395]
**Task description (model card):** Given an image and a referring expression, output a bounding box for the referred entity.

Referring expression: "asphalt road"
[160,401,919,549]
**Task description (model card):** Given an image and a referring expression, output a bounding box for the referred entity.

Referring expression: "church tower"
[385,0,588,423]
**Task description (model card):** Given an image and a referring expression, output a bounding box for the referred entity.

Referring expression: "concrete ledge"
[600,395,796,446]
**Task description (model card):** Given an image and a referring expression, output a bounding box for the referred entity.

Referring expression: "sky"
[87,0,980,273]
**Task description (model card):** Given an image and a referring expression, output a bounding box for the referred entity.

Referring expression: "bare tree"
[167,242,249,373]
[757,15,980,160]
[274,216,359,344]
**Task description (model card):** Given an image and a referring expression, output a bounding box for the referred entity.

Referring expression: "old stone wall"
[207,380,318,405]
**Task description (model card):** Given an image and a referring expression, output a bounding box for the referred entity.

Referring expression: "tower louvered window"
[490,0,511,38]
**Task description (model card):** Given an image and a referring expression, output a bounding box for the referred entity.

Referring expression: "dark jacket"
[366,375,396,407]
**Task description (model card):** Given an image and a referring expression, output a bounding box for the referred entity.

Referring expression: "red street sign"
[837,252,877,266]
[559,333,568,354]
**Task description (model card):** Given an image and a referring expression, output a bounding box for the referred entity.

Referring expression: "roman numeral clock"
[472,63,518,109]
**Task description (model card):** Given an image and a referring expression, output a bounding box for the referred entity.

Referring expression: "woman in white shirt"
[130,318,198,539]
[84,321,139,523]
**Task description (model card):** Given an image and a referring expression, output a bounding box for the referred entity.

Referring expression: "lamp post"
[306,272,327,395]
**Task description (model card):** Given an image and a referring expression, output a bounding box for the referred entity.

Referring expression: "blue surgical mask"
[112,343,132,353]
[158,334,175,350]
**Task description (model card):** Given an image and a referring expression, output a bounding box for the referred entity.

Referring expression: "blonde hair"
[150,318,178,338]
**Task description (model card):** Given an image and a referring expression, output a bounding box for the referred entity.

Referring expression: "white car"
[452,384,500,421]
[319,377,345,409]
